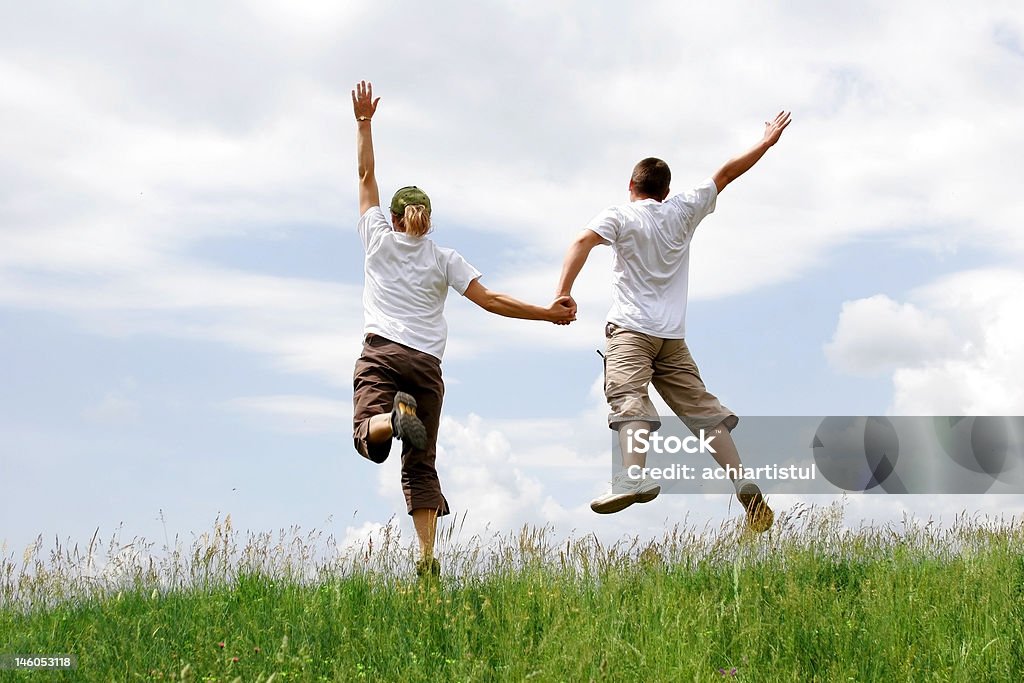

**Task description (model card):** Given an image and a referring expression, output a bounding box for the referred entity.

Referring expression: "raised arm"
[352,80,381,214]
[464,279,576,325]
[711,111,792,194]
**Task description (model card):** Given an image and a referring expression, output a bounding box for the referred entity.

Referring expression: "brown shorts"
[353,334,449,517]
[604,322,738,434]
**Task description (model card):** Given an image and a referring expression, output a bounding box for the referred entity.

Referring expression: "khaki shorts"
[604,322,738,434]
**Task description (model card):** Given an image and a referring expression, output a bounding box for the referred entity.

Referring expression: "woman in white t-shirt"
[351,81,575,578]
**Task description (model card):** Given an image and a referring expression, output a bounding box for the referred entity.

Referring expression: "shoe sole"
[737,482,774,533]
[590,485,661,514]
[636,486,661,504]
[394,392,428,450]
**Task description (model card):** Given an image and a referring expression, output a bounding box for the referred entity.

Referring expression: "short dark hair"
[631,158,671,199]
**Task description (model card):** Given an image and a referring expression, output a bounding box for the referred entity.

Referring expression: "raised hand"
[549,295,577,325]
[762,111,792,147]
[352,80,380,121]
[353,80,381,213]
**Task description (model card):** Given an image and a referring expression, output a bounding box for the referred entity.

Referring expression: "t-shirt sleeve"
[444,250,482,295]
[356,206,391,250]
[583,207,621,244]
[665,178,718,238]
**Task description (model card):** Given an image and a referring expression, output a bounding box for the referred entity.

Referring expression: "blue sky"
[3,1,1024,558]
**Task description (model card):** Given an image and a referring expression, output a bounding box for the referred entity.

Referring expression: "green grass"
[2,503,1023,681]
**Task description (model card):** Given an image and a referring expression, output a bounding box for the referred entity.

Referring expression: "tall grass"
[2,502,1023,681]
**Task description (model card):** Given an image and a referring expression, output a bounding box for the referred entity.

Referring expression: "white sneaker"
[590,471,661,514]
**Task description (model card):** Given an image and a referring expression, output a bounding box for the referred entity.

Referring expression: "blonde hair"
[398,204,431,237]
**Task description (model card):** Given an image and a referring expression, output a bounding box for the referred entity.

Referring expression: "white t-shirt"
[358,206,481,360]
[585,179,718,339]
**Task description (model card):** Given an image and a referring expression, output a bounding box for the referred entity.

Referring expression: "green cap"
[390,186,431,217]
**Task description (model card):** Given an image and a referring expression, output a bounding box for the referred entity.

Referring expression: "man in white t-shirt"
[352,81,576,577]
[556,111,792,531]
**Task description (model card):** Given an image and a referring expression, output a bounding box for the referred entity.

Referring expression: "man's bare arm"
[556,229,606,300]
[711,111,792,194]
[352,80,381,214]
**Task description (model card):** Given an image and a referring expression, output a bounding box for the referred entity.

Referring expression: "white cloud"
[0,256,366,385]
[435,414,559,535]
[222,395,351,434]
[337,521,390,557]
[826,268,1024,414]
[825,294,959,375]
[891,269,1024,414]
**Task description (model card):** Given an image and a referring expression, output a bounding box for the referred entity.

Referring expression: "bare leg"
[618,419,653,470]
[705,420,742,476]
[705,420,774,531]
[412,507,437,560]
[367,412,393,443]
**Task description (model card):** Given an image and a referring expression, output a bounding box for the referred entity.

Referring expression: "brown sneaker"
[736,480,774,532]
[415,557,440,580]
[391,392,427,450]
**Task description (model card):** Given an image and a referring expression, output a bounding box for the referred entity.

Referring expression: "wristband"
[356,116,371,122]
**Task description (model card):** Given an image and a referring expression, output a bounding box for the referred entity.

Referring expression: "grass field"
[2,502,1023,682]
